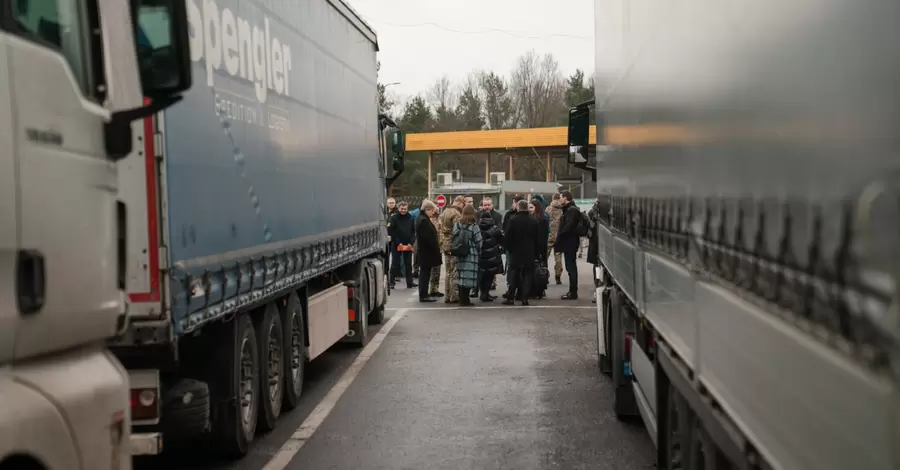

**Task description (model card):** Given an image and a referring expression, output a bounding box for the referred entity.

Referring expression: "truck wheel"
[609,288,636,420]
[215,314,259,457]
[162,379,211,439]
[369,304,385,325]
[280,292,305,411]
[350,268,370,347]
[663,380,690,469]
[598,287,612,376]
[368,269,386,325]
[256,303,284,431]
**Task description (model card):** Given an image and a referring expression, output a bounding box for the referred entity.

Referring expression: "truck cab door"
[5,0,123,359]
[0,39,17,364]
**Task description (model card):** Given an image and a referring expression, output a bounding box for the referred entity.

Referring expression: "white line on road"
[261,308,409,470]
[388,305,596,311]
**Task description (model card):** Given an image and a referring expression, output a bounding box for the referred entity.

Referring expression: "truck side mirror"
[132,0,193,97]
[390,130,406,158]
[567,106,591,164]
[392,156,405,172]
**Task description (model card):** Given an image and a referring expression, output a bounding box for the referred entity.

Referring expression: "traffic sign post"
[435,194,447,208]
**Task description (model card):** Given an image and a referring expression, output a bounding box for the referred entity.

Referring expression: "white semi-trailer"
[568,1,899,469]
[111,0,403,458]
[0,0,193,468]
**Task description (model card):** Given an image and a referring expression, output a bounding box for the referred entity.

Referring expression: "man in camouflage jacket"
[546,193,564,284]
[439,196,466,303]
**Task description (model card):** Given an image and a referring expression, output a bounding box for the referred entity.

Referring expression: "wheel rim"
[239,336,255,433]
[290,314,303,388]
[267,322,282,406]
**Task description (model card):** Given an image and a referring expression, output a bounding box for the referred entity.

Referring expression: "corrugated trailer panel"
[162,0,385,335]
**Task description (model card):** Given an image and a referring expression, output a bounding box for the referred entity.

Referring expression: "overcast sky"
[346,0,595,108]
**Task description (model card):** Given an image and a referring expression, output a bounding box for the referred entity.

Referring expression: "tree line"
[380,51,594,196]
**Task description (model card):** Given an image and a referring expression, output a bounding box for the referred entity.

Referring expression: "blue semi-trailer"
[109,0,404,457]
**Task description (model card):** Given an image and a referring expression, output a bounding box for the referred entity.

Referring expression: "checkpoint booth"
[429,180,561,212]
[497,180,561,211]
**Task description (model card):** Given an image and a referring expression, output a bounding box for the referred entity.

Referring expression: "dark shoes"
[562,292,578,300]
[429,291,444,297]
[555,276,562,285]
[419,297,437,303]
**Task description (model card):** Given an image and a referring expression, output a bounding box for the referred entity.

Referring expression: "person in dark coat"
[502,195,525,233]
[414,200,442,302]
[554,190,581,299]
[587,196,602,303]
[388,202,416,289]
[503,200,540,306]
[475,211,504,302]
[531,198,549,265]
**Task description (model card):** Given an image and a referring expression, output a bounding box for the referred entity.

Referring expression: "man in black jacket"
[388,202,416,289]
[502,195,525,234]
[478,197,503,227]
[554,190,581,299]
[502,200,540,306]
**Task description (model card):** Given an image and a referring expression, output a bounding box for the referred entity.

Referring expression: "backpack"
[574,210,590,237]
[450,224,470,257]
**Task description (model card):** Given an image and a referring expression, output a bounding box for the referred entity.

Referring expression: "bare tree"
[428,75,459,131]
[510,51,566,128]
[477,70,517,130]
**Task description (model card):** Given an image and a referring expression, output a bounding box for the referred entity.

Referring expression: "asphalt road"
[136,259,655,470]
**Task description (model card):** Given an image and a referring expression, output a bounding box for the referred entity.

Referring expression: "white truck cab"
[0,0,192,468]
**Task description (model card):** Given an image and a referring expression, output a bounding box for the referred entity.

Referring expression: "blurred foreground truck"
[0,0,193,468]
[109,0,404,457]
[568,1,900,469]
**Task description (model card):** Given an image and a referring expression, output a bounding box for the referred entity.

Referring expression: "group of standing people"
[386,190,587,307]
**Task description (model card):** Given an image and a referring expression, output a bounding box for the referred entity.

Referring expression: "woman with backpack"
[451,205,483,307]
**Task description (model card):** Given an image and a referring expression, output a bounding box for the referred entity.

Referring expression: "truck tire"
[350,267,370,347]
[368,268,386,325]
[369,304,385,325]
[365,263,387,325]
[162,378,210,439]
[0,456,45,470]
[609,287,637,420]
[598,287,612,376]
[214,314,259,457]
[255,302,284,431]
[662,379,690,469]
[280,292,306,411]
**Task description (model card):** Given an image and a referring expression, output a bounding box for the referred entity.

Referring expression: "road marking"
[261,308,409,470]
[388,305,596,311]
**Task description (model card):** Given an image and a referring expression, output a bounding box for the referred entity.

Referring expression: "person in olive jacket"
[474,211,504,302]
[414,200,442,302]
